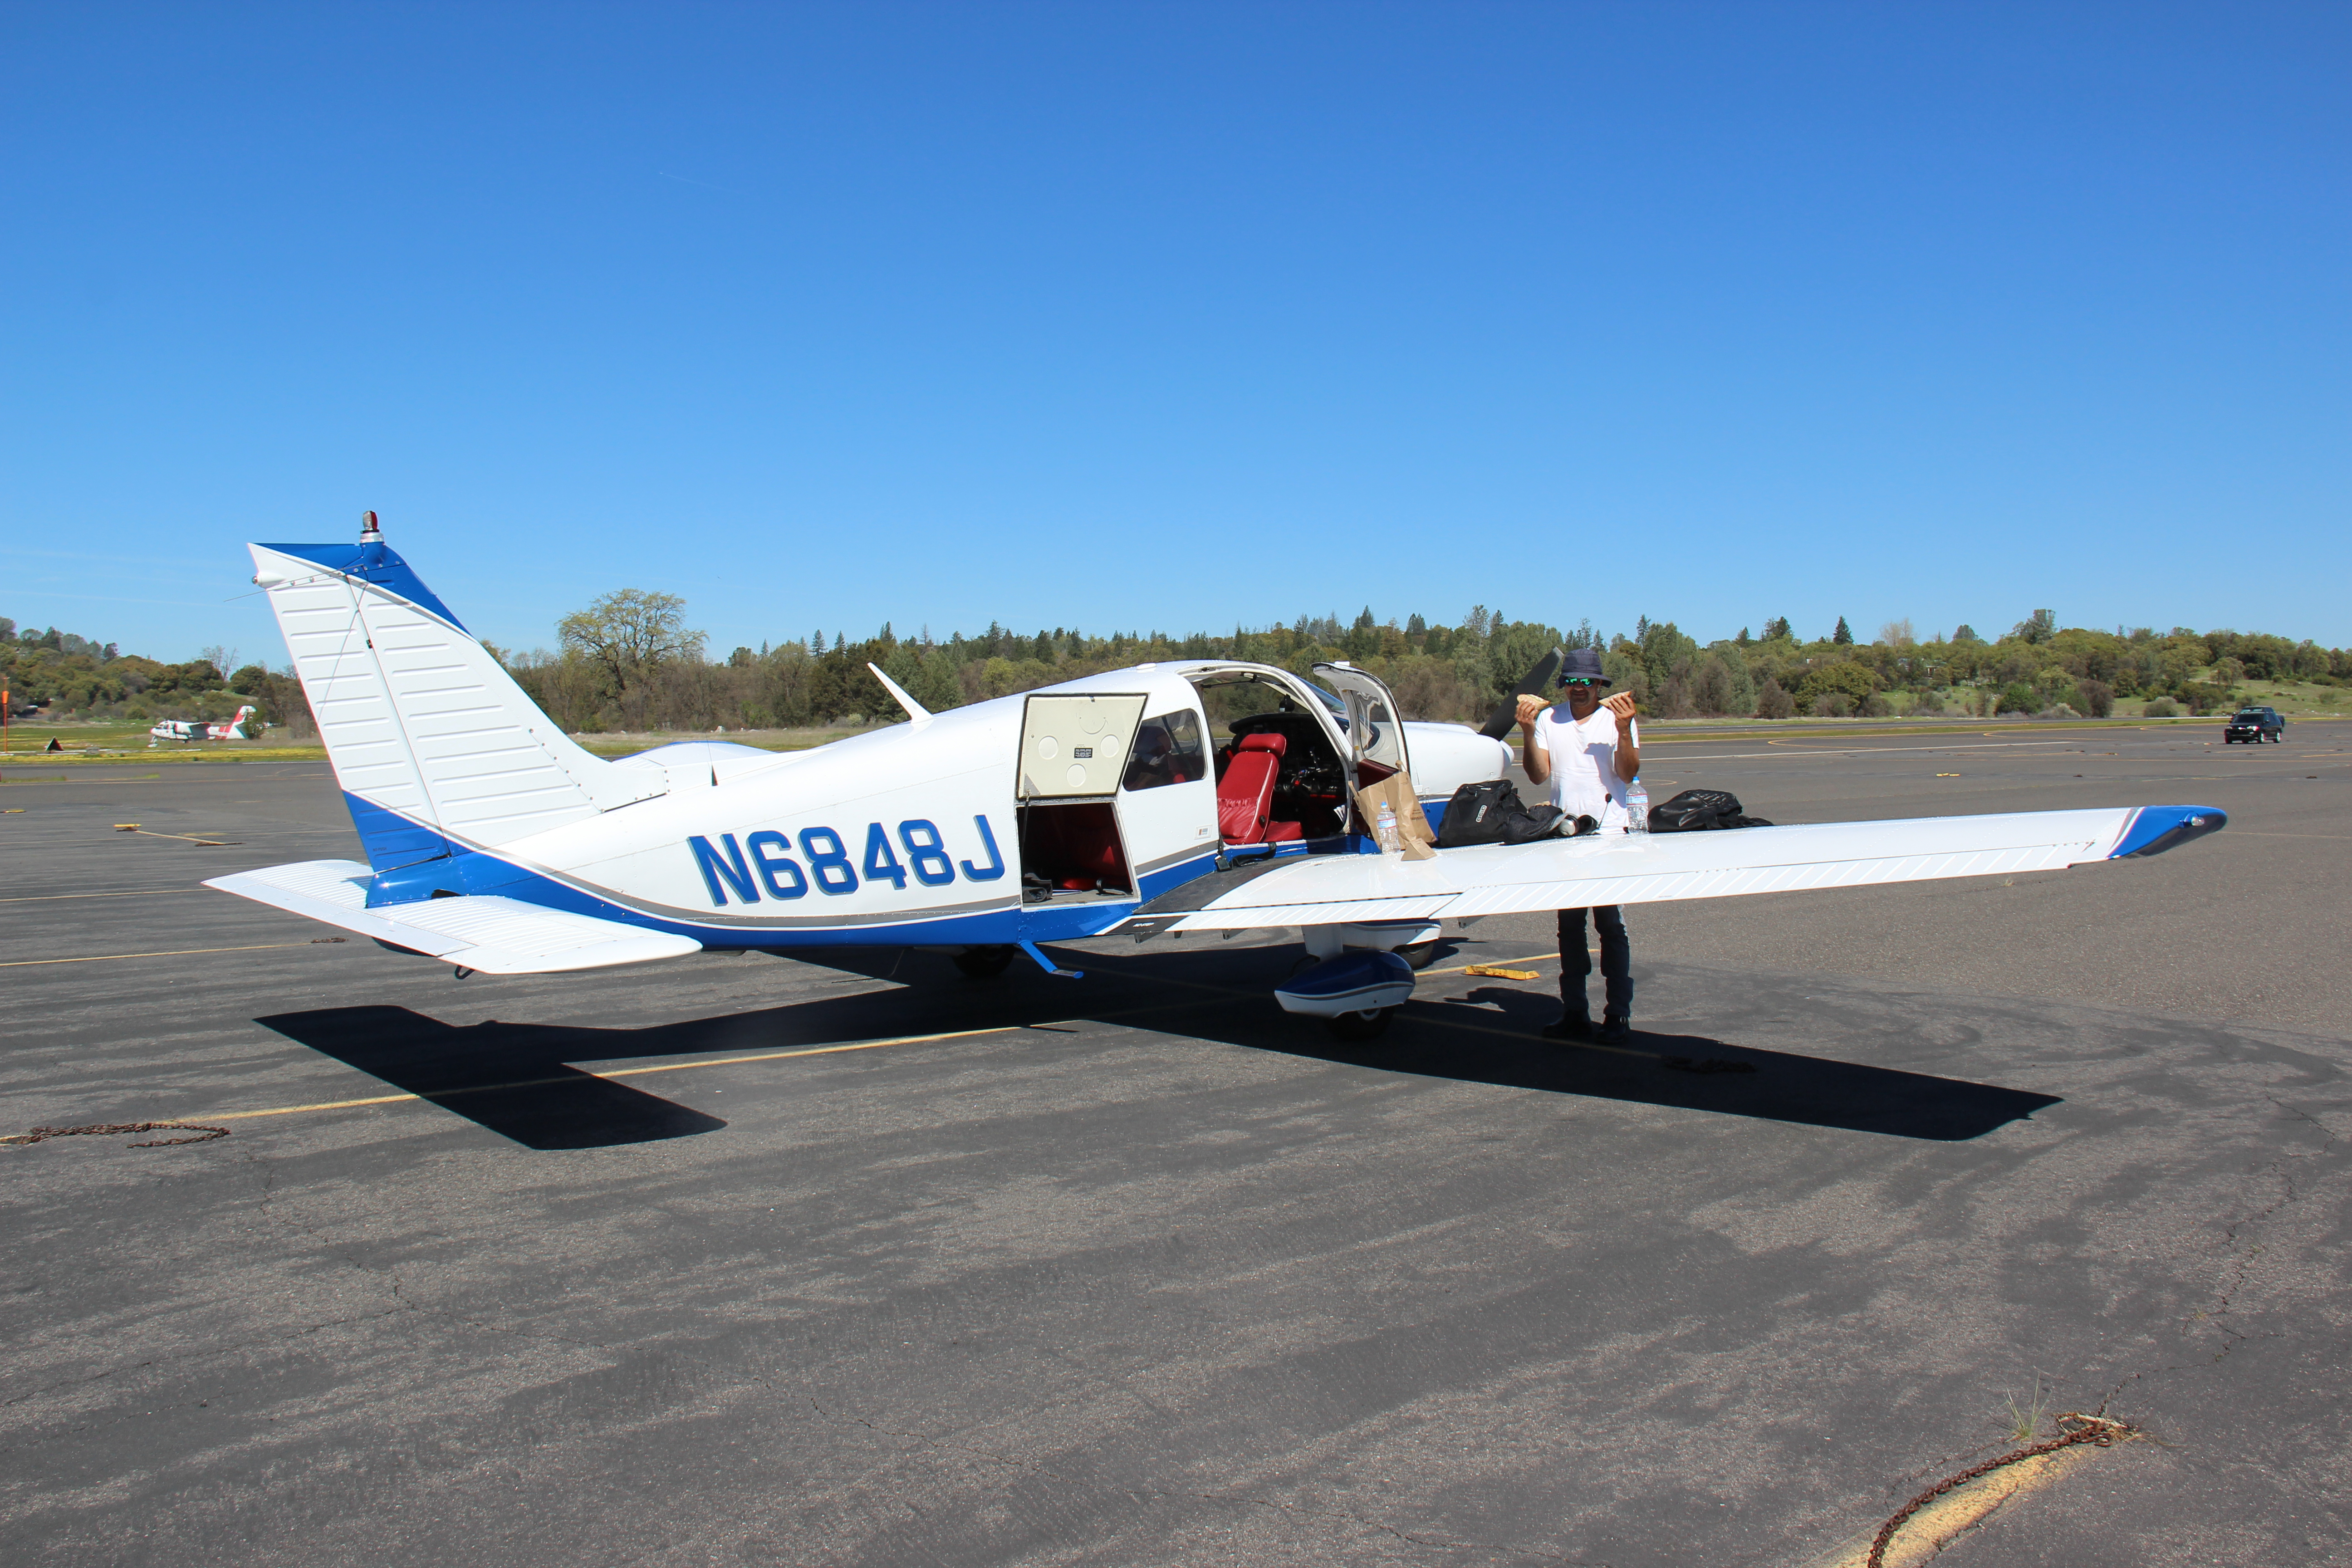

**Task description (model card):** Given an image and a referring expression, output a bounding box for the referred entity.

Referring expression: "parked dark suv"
[2224,706,2285,744]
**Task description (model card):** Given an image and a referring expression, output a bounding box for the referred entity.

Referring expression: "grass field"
[5,706,2343,769]
[2212,678,2347,716]
[0,720,896,764]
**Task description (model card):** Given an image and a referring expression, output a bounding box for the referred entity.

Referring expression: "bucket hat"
[1557,647,1611,686]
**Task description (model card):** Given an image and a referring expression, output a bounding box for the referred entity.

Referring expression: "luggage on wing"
[1435,780,1571,848]
[1646,788,1774,832]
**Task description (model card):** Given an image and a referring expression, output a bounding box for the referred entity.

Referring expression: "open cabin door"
[1017,693,1148,897]
[1112,701,1217,885]
[1312,663,1411,829]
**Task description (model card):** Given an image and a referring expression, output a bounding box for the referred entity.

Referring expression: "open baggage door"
[1016,692,1149,896]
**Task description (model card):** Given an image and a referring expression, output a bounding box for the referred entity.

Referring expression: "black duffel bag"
[1436,780,1573,847]
[1646,788,1773,832]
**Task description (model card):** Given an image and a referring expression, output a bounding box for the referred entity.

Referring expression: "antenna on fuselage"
[868,662,933,723]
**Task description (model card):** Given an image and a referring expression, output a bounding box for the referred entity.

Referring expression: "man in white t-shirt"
[1514,647,1641,1042]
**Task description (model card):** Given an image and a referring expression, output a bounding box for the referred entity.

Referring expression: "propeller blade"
[1478,647,1564,739]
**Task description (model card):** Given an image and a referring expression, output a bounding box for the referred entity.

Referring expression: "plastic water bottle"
[1622,777,1649,834]
[1374,799,1400,856]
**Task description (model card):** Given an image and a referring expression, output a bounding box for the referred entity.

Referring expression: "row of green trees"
[0,617,283,727]
[1594,614,2346,721]
[497,596,2352,733]
[7,602,2346,733]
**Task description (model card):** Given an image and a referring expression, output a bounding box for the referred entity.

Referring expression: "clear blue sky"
[4,2,2346,665]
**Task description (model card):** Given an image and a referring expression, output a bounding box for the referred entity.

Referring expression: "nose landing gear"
[1323,1006,1396,1040]
[1275,946,1416,1038]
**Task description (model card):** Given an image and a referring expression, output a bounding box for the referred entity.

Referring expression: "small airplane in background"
[150,706,261,745]
[152,706,262,744]
[206,514,2225,1039]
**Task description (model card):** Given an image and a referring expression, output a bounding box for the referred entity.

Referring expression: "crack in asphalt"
[2094,1102,2342,1419]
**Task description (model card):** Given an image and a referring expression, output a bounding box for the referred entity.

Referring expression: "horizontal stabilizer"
[205,860,702,974]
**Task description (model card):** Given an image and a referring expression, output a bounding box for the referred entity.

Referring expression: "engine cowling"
[1403,722,1514,806]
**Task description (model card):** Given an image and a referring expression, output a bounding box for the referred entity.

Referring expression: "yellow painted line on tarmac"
[1085,947,1658,1058]
[1426,950,1566,975]
[192,1022,1049,1123]
[1643,740,2086,762]
[601,1025,1054,1081]
[1764,738,2082,752]
[0,888,202,904]
[0,941,330,969]
[1409,1004,1663,1062]
[49,992,1232,1134]
[20,948,1621,1137]
[2222,831,2352,840]
[202,1091,421,1119]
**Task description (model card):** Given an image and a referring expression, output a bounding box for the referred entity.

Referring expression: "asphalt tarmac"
[3,724,2346,1567]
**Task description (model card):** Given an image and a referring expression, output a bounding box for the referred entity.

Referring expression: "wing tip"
[2108,805,2227,859]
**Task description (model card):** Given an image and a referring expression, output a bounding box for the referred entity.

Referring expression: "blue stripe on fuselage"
[343,791,452,872]
[333,794,1152,949]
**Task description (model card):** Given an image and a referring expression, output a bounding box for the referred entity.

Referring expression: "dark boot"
[1542,1010,1594,1042]
[1594,1014,1632,1043]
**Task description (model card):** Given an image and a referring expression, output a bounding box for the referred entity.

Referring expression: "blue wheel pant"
[1557,905,1632,1021]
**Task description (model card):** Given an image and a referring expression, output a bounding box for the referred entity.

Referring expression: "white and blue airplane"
[208,517,2226,1038]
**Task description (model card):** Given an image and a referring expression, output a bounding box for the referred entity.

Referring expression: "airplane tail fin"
[249,518,662,869]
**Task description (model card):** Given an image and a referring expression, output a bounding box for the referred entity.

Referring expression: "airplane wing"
[205,860,703,974]
[1119,805,2223,934]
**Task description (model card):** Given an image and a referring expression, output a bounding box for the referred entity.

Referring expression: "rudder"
[250,518,662,867]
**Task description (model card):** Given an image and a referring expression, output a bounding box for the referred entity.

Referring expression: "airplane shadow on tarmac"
[257,940,2058,1150]
[255,1008,731,1151]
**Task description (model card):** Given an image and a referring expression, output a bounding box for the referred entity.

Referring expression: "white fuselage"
[455,662,1507,946]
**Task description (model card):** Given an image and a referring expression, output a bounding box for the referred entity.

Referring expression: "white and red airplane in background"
[150,706,260,745]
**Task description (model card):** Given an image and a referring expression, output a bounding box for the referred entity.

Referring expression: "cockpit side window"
[1122,709,1207,791]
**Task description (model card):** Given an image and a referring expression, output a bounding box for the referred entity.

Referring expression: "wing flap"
[204,860,702,973]
[1155,808,2167,931]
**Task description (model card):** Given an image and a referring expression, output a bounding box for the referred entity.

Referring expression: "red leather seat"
[1218,732,1299,845]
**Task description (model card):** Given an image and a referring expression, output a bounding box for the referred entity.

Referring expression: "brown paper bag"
[1353,770,1438,860]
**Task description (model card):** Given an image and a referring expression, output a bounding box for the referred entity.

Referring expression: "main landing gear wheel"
[1324,1006,1396,1041]
[1397,941,1440,971]
[953,945,1019,979]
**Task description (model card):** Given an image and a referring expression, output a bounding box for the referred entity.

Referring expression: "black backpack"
[1646,788,1773,832]
[1436,780,1570,847]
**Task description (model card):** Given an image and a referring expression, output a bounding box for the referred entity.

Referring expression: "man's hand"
[1601,691,1637,726]
[1514,693,1548,726]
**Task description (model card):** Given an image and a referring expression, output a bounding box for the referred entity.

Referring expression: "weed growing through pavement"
[2002,1373,2050,1443]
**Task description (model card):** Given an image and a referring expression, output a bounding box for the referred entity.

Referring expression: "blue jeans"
[1557,905,1632,1021]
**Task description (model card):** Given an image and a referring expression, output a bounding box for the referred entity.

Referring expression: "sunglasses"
[1559,678,1606,689]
